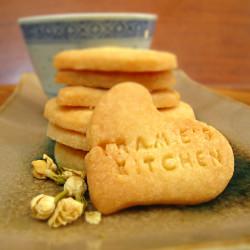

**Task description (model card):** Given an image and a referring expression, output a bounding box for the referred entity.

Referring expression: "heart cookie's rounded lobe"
[85,83,234,214]
[87,82,166,149]
[57,85,180,109]
[44,97,194,138]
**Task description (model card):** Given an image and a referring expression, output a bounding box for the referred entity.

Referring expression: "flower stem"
[46,170,66,185]
[56,163,64,175]
[75,194,83,203]
[77,196,87,210]
[55,190,68,204]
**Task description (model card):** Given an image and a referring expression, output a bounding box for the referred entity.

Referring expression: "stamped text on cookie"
[104,125,223,175]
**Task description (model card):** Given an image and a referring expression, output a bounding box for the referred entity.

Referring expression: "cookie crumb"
[85,211,102,225]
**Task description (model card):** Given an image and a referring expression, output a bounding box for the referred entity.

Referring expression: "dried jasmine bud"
[61,168,85,179]
[31,158,66,185]
[43,154,57,172]
[64,176,87,202]
[30,154,89,228]
[85,211,102,225]
[31,160,48,180]
[48,198,84,228]
[30,194,55,220]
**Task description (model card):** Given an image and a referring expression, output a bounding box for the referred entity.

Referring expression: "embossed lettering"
[136,137,149,150]
[154,133,168,148]
[179,151,193,167]
[117,143,128,152]
[143,156,155,172]
[162,132,170,146]
[105,143,118,155]
[162,154,177,170]
[209,148,222,166]
[180,129,191,143]
[196,150,208,167]
[117,158,125,167]
[202,127,212,141]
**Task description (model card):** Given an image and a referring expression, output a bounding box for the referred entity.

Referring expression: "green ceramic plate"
[0,71,249,250]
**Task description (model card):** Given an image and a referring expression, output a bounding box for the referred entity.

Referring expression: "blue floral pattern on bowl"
[21,20,155,42]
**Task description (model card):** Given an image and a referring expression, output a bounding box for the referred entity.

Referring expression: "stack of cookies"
[44,47,195,171]
[42,46,234,215]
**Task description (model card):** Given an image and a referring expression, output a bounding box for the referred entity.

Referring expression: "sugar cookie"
[159,101,195,120]
[56,70,175,91]
[85,83,234,214]
[54,47,177,72]
[47,123,89,151]
[44,98,92,134]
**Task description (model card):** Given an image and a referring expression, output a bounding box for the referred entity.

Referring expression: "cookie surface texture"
[57,85,180,109]
[47,123,89,151]
[160,101,195,120]
[56,70,175,91]
[44,98,92,134]
[57,85,106,108]
[54,47,177,72]
[85,82,234,214]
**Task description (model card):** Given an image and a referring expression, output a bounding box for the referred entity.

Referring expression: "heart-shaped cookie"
[85,83,234,214]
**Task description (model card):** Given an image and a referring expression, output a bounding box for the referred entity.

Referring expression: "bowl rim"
[18,13,157,24]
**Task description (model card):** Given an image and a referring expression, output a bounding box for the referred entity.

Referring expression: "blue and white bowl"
[18,13,157,97]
